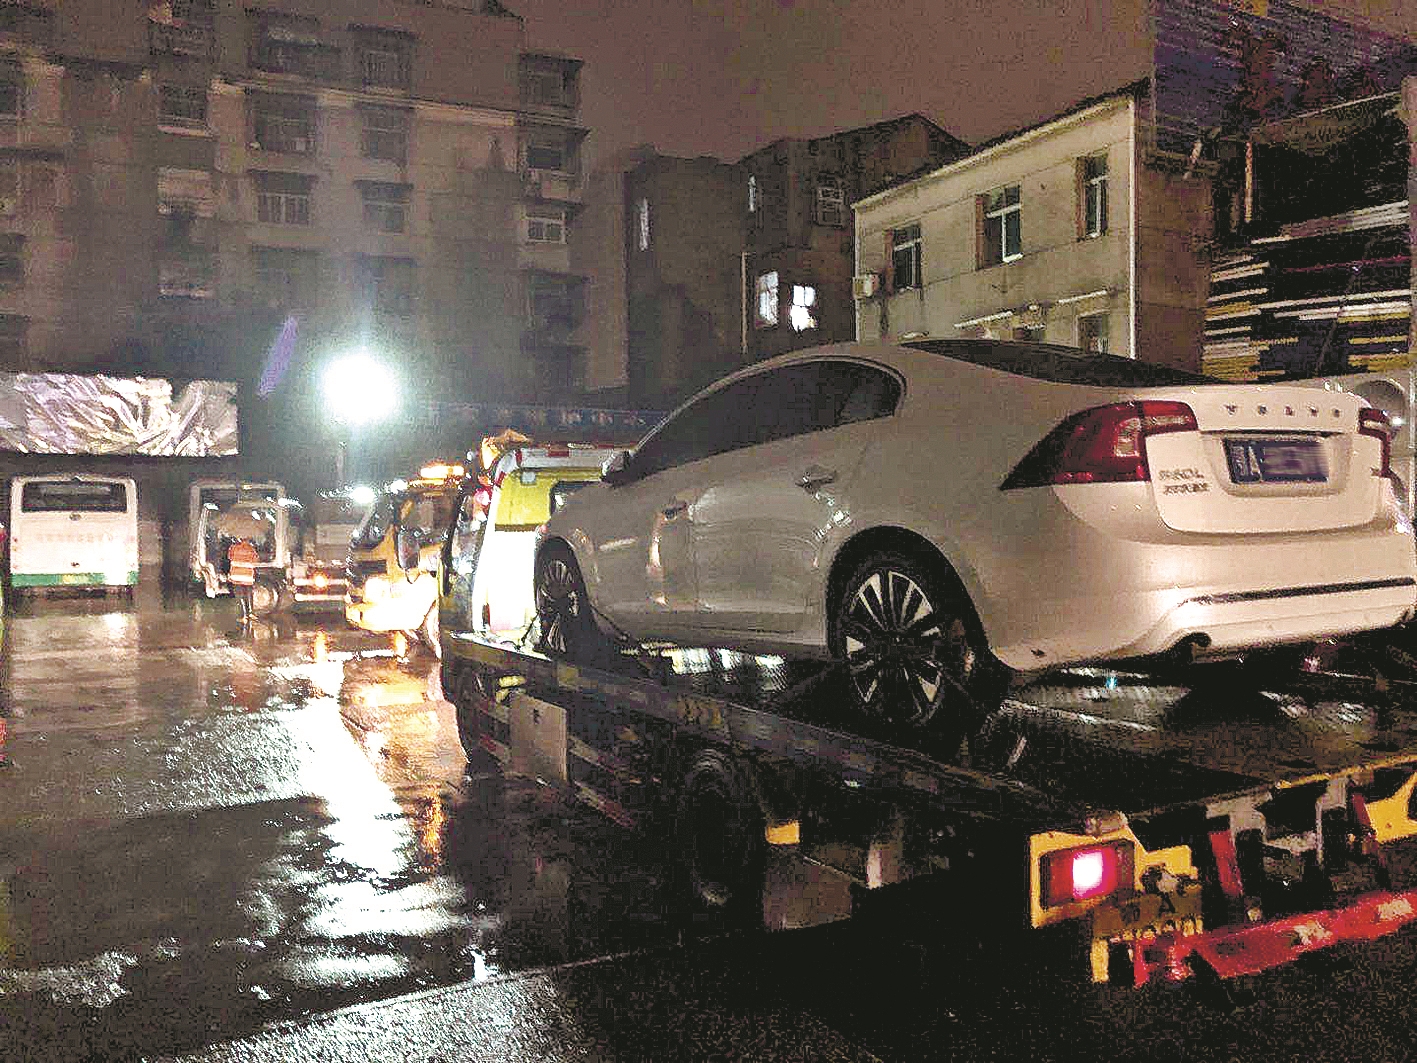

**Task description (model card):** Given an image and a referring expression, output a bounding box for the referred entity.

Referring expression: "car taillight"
[1359,407,1394,479]
[1040,841,1134,907]
[1002,400,1198,489]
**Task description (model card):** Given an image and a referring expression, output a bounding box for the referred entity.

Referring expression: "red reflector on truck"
[1002,401,1197,489]
[1042,841,1133,907]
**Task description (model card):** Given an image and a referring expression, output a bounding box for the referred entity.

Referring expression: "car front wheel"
[832,551,1004,739]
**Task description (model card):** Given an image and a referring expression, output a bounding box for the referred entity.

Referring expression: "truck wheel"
[534,544,609,664]
[831,549,1007,744]
[248,580,281,618]
[452,668,490,763]
[674,749,764,921]
[421,604,442,660]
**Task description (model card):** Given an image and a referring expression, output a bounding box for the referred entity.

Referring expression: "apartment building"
[853,86,1214,371]
[588,117,968,411]
[0,0,585,489]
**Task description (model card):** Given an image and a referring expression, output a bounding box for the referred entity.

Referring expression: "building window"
[891,223,922,291]
[523,205,566,244]
[359,105,408,163]
[0,233,24,287]
[526,135,568,173]
[636,197,650,252]
[149,0,214,58]
[789,284,817,332]
[747,174,758,214]
[158,168,215,247]
[159,250,215,299]
[250,13,337,79]
[522,65,575,107]
[251,93,316,154]
[1080,153,1108,238]
[253,171,313,225]
[1078,312,1109,353]
[815,177,845,227]
[527,273,581,334]
[981,185,1021,266]
[354,28,413,90]
[0,64,22,119]
[755,270,779,328]
[359,181,409,233]
[357,255,415,316]
[158,84,208,127]
[252,246,317,309]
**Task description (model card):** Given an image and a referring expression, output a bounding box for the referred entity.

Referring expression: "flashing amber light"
[311,572,329,590]
[420,462,466,481]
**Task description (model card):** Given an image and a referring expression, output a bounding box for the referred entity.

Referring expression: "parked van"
[8,475,139,594]
[439,443,619,644]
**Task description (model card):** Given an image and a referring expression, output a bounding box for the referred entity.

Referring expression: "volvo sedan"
[533,340,1417,733]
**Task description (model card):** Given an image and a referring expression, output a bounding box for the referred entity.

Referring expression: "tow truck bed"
[441,631,1417,987]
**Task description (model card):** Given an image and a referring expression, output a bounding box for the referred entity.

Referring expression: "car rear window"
[904,340,1215,387]
[21,480,129,513]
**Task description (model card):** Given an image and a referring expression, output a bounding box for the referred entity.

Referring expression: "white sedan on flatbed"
[534,340,1417,733]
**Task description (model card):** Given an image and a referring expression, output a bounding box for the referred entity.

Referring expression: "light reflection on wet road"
[9,593,1417,1062]
[0,591,671,1059]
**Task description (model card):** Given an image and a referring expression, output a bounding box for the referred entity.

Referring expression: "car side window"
[631,383,747,477]
[738,361,902,447]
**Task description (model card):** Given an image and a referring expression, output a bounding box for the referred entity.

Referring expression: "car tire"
[674,749,764,922]
[534,544,609,664]
[831,550,1006,741]
[421,604,442,660]
[451,667,488,763]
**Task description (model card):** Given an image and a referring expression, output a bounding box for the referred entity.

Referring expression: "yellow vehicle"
[345,462,463,651]
[439,442,621,644]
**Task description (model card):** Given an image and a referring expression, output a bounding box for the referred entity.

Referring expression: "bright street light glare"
[348,484,376,507]
[324,353,397,424]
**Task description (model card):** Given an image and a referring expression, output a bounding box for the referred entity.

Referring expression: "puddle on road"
[0,596,678,1059]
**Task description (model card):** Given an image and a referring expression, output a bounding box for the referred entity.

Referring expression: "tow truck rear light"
[1041,840,1134,907]
[1359,408,1394,479]
[1002,401,1197,489]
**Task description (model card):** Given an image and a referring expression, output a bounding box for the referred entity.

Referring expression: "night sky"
[513,0,1414,167]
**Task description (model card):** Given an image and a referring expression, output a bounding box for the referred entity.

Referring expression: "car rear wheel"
[534,545,607,663]
[832,551,1004,739]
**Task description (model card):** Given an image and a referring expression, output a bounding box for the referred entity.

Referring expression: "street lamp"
[324,351,398,487]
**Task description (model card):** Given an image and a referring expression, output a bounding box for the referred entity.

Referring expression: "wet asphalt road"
[5,589,1417,1062]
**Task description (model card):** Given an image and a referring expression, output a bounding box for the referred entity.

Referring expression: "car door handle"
[661,500,689,520]
[796,466,837,492]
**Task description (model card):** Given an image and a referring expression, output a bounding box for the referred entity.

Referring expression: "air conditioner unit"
[852,272,880,299]
[291,138,309,153]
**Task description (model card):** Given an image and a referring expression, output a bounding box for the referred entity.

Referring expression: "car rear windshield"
[21,480,129,513]
[904,340,1215,387]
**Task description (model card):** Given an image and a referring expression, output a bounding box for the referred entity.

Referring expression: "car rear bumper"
[978,487,1417,671]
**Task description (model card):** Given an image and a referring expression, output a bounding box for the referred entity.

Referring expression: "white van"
[8,475,139,593]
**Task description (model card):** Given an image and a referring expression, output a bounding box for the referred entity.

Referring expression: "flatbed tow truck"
[439,624,1417,989]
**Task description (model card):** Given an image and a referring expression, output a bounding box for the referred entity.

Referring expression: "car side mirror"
[602,450,633,486]
[396,527,423,572]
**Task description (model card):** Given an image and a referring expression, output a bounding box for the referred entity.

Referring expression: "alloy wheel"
[535,556,583,656]
[840,567,974,726]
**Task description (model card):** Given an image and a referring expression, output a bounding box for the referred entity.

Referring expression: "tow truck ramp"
[441,633,1417,987]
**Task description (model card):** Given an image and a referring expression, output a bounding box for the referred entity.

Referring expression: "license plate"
[1093,889,1204,944]
[60,573,90,585]
[1224,437,1327,484]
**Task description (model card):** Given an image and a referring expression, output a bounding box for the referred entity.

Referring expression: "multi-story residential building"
[0,0,585,493]
[588,117,969,411]
[853,85,1215,371]
[740,115,968,366]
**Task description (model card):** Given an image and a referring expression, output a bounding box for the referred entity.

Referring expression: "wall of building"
[855,96,1144,358]
[624,155,743,409]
